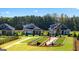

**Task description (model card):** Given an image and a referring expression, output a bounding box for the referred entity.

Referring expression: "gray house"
[0,23,15,35]
[23,23,42,35]
[49,23,71,35]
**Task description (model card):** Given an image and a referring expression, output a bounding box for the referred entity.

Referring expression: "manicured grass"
[5,36,74,51]
[21,36,38,43]
[37,36,48,43]
[22,36,48,43]
[55,37,65,44]
[22,36,48,46]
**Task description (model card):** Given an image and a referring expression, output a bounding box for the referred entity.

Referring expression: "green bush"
[21,32,25,35]
[77,34,79,40]
[0,36,19,45]
[68,34,72,37]
[73,32,77,37]
[47,32,50,36]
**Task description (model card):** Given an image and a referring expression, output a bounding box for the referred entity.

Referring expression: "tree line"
[0,13,79,31]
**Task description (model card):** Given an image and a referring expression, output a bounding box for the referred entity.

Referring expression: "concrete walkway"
[46,37,58,45]
[3,37,32,49]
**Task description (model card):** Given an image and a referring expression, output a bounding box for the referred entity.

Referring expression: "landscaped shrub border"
[0,36,19,45]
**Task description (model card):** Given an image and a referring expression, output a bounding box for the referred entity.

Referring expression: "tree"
[0,13,79,31]
[73,32,77,37]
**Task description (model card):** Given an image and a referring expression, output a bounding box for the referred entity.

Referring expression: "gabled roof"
[60,24,68,30]
[49,23,69,30]
[23,23,41,30]
[50,23,60,29]
[0,23,15,30]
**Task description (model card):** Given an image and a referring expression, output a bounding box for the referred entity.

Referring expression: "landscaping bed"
[21,36,48,46]
[21,36,65,47]
[28,36,48,46]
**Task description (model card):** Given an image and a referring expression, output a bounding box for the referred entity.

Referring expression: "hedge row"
[0,36,19,45]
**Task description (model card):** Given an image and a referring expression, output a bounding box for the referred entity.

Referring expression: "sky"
[0,8,79,17]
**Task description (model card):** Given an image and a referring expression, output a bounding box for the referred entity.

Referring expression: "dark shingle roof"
[0,23,15,30]
[23,23,40,30]
[49,23,69,30]
[50,23,60,29]
[60,24,68,30]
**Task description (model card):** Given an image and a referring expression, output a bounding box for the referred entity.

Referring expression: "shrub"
[0,36,19,45]
[21,32,25,35]
[73,32,77,37]
[37,42,41,46]
[47,32,50,36]
[68,34,72,37]
[55,33,58,37]
[77,34,79,40]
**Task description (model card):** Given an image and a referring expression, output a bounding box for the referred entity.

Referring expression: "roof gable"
[49,23,60,29]
[23,23,40,30]
[49,23,69,30]
[60,24,68,30]
[0,23,15,30]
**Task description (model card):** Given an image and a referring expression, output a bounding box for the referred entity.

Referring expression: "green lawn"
[5,36,74,51]
[55,37,65,44]
[21,36,48,46]
[21,36,39,43]
[37,36,48,43]
[22,36,48,43]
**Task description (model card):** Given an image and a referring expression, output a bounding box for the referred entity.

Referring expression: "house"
[23,23,42,35]
[49,23,71,35]
[0,23,15,35]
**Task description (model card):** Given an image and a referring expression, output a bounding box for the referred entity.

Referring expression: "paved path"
[46,37,58,45]
[3,37,32,49]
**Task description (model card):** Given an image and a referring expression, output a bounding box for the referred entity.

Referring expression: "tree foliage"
[0,14,79,30]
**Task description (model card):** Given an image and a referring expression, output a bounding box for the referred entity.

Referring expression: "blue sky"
[0,8,79,17]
